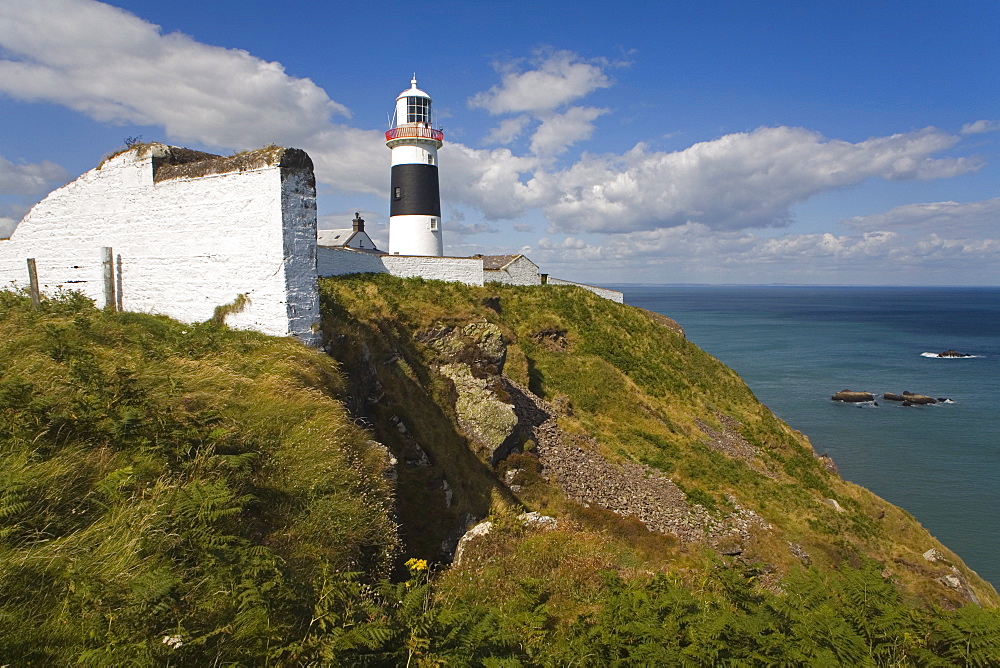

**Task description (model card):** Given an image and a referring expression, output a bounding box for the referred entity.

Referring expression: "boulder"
[901,391,936,405]
[831,390,874,402]
[439,362,519,464]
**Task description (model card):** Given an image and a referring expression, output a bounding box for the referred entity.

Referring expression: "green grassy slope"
[319,274,998,609]
[0,291,396,663]
[3,279,999,665]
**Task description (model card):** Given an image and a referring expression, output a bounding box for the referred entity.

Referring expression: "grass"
[2,280,999,663]
[0,290,398,662]
[320,274,999,609]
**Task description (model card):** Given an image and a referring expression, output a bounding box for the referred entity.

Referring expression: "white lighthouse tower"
[386,77,444,256]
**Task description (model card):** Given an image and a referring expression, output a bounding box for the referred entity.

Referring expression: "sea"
[615,285,1000,588]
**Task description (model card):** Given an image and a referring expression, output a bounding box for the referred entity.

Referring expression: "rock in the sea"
[937,349,970,358]
[901,391,936,405]
[831,390,874,402]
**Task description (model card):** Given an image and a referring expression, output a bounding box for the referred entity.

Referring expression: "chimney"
[352,212,365,232]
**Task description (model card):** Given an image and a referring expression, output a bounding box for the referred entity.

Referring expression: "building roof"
[317,228,382,253]
[480,254,531,271]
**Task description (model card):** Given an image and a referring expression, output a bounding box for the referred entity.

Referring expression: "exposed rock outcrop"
[831,390,875,402]
[439,362,519,463]
[884,391,937,405]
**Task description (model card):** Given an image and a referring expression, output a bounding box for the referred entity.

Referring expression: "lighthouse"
[386,77,444,256]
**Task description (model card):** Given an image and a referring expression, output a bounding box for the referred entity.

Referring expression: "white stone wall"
[484,256,541,286]
[0,145,321,344]
[546,277,625,303]
[381,255,484,285]
[317,247,388,277]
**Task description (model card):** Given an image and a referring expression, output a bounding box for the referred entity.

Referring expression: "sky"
[1,0,998,285]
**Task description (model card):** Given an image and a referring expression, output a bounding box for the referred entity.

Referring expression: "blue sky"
[1,0,998,285]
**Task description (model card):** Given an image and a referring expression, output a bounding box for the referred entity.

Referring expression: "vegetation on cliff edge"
[1,282,999,664]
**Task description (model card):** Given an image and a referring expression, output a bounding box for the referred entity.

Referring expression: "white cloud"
[526,222,1000,285]
[844,197,1000,235]
[537,126,981,233]
[530,106,608,157]
[471,51,613,158]
[960,120,1000,135]
[469,50,611,115]
[440,144,546,219]
[0,0,347,149]
[0,154,70,194]
[0,217,17,238]
[484,115,531,145]
[537,236,588,250]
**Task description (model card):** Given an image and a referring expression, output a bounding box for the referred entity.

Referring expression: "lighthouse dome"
[397,76,430,100]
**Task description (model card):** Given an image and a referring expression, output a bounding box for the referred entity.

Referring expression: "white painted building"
[317,213,381,253]
[0,143,321,344]
[481,254,541,286]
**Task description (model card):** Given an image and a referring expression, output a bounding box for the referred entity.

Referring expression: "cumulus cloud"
[469,50,611,115]
[484,115,532,145]
[960,120,1000,135]
[537,126,981,233]
[0,0,392,195]
[530,106,608,157]
[525,222,1000,284]
[843,197,1000,235]
[440,144,546,219]
[0,154,70,194]
[471,51,612,158]
[0,0,347,147]
[0,217,17,238]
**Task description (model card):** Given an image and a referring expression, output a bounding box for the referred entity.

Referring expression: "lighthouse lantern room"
[386,77,444,256]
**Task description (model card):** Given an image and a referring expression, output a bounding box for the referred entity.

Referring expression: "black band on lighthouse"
[390,164,441,217]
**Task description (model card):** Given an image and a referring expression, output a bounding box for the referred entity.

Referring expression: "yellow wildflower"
[405,558,429,572]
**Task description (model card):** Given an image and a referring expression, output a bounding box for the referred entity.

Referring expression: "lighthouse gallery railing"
[385,127,444,142]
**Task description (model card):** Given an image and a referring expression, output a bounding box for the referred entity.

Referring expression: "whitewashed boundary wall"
[0,144,321,345]
[381,255,484,286]
[317,246,388,277]
[546,277,625,303]
[316,249,484,286]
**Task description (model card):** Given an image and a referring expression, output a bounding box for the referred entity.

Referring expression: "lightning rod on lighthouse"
[386,76,444,256]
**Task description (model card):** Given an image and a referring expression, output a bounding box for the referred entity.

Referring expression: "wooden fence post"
[26,258,40,309]
[102,246,117,311]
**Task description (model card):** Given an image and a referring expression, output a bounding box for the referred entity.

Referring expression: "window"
[428,218,438,230]
[393,187,401,200]
[406,96,431,124]
[427,155,434,165]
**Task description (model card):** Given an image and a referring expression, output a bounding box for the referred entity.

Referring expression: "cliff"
[318,275,997,609]
[1,280,999,664]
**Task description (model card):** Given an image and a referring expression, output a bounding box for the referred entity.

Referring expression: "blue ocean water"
[617,286,1000,588]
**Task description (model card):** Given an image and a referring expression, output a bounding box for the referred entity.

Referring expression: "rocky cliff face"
[319,275,998,608]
